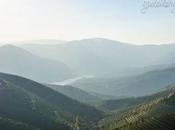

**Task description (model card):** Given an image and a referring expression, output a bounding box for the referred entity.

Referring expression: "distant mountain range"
[1,38,175,97]
[0,45,77,82]
[20,38,175,77]
[70,67,175,96]
[46,84,103,104]
[1,38,175,130]
[46,84,117,105]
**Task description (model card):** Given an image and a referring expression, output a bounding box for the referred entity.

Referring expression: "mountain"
[97,84,175,130]
[0,118,39,130]
[0,45,77,82]
[46,84,117,105]
[0,72,105,130]
[46,84,103,104]
[13,39,66,45]
[70,67,175,97]
[98,84,175,112]
[20,38,175,77]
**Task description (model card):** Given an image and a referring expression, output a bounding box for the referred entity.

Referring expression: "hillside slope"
[98,85,175,130]
[0,45,76,82]
[20,39,175,77]
[0,73,105,130]
[47,84,104,104]
[71,67,175,96]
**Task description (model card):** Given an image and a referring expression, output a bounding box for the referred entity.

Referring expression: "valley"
[0,0,174,129]
[0,39,175,130]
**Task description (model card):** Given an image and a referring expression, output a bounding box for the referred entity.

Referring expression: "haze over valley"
[0,0,175,129]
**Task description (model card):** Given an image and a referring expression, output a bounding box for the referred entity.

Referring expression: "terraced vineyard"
[97,87,175,130]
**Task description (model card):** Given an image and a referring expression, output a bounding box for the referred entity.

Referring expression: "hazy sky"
[0,0,175,45]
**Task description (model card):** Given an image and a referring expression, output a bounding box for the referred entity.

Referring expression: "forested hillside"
[0,73,105,130]
[97,85,175,130]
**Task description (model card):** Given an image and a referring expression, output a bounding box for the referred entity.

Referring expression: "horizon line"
[0,37,175,46]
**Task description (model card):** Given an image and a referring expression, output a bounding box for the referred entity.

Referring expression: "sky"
[0,0,175,45]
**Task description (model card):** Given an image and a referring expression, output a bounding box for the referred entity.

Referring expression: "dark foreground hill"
[97,84,175,130]
[0,72,105,130]
[98,84,175,112]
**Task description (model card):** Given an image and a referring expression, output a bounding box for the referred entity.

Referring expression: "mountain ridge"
[20,38,175,78]
[0,45,77,82]
[0,72,105,130]
[98,84,175,130]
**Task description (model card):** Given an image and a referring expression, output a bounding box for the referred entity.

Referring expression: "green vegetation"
[97,85,175,130]
[71,68,175,97]
[0,73,105,130]
[0,117,39,130]
[98,84,174,112]
[47,84,103,104]
[1,72,175,130]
